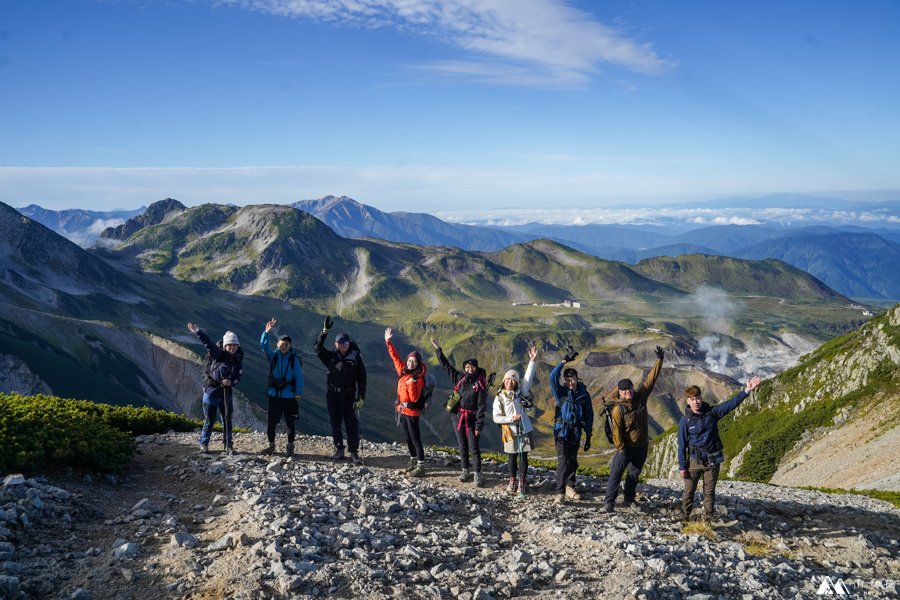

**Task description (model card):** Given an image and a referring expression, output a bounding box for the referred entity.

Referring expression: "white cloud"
[220,0,673,86]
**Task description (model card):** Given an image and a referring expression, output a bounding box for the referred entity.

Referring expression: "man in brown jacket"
[603,346,664,512]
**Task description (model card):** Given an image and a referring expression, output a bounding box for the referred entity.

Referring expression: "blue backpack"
[559,392,582,430]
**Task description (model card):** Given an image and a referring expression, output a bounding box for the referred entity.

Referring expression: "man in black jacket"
[431,338,488,487]
[315,316,367,464]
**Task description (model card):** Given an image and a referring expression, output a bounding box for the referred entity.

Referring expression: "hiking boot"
[506,477,518,494]
[403,458,417,473]
[330,447,345,462]
[200,443,209,454]
[674,511,688,523]
[473,472,484,488]
[555,495,566,505]
[409,462,426,478]
[224,445,234,456]
[261,444,275,456]
[517,478,526,498]
[285,443,294,457]
[603,503,615,514]
[349,451,363,465]
[565,486,582,501]
[458,468,471,482]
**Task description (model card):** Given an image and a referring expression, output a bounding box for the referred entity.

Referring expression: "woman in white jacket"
[492,345,538,496]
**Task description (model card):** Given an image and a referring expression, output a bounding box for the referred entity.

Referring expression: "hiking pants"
[507,452,528,479]
[451,411,482,472]
[683,458,721,517]
[267,395,298,444]
[554,438,579,494]
[605,445,649,506]
[200,392,233,447]
[327,393,360,452]
[400,414,425,461]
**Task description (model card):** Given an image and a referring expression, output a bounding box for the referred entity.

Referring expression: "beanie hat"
[278,334,292,344]
[407,350,422,365]
[503,369,519,383]
[336,332,350,344]
[222,331,240,346]
[617,378,634,391]
[463,358,479,369]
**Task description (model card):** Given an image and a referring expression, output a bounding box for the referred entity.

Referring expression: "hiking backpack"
[603,401,644,444]
[559,392,583,430]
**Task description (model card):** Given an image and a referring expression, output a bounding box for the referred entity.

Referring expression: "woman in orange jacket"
[385,326,428,477]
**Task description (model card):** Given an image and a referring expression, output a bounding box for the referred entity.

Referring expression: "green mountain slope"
[632,254,849,301]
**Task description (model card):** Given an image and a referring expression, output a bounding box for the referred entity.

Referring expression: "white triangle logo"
[816,576,849,596]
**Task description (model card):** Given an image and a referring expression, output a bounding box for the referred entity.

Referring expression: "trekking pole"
[223,385,232,454]
[516,419,525,485]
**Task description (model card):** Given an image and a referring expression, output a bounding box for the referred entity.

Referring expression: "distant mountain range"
[16,204,145,247]
[17,195,900,300]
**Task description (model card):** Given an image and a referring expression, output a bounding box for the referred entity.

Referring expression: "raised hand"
[562,345,579,363]
[187,322,199,334]
[745,375,762,393]
[384,327,393,342]
[528,345,538,361]
[265,317,277,333]
[655,345,665,360]
[323,316,334,332]
[431,338,440,350]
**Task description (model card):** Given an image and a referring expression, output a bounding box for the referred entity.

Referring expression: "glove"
[583,437,591,452]
[563,345,579,363]
[487,372,496,388]
[655,345,665,360]
[354,397,364,410]
[294,394,302,402]
[323,316,334,332]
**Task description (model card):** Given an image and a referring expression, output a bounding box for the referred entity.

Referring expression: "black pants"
[507,452,528,478]
[400,414,424,461]
[683,458,721,517]
[605,445,649,506]
[555,438,579,494]
[267,395,298,444]
[327,393,360,452]
[451,411,481,472]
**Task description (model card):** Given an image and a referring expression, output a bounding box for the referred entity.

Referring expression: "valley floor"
[2,433,899,599]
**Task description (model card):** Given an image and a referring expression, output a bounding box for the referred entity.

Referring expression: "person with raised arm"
[187,322,243,455]
[493,345,538,497]
[385,327,428,477]
[677,375,762,522]
[259,317,303,456]
[431,337,488,487]
[549,345,594,504]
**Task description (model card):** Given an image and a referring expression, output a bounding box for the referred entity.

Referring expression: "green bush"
[0,393,202,474]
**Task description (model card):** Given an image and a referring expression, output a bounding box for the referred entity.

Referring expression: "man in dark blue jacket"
[260,317,303,456]
[549,346,593,504]
[677,375,761,521]
[187,323,243,454]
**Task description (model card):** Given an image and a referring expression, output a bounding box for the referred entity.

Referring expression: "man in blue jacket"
[260,317,303,456]
[549,346,593,504]
[187,323,243,454]
[677,375,761,522]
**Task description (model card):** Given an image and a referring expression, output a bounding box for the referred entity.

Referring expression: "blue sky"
[1,0,899,215]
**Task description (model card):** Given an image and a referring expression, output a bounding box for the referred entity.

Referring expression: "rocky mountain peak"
[101,198,187,242]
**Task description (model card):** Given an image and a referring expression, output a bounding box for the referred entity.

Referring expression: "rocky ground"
[1,432,899,600]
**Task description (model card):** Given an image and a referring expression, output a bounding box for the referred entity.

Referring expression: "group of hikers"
[188,318,761,522]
